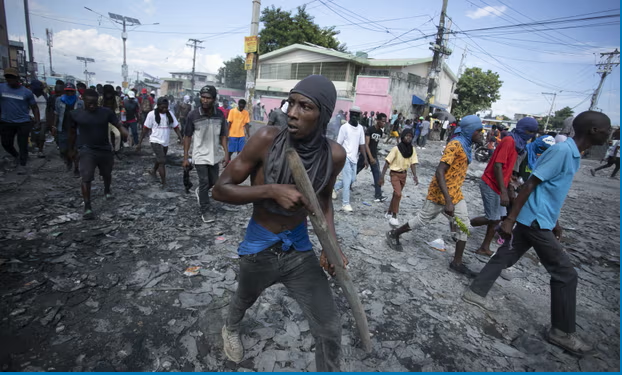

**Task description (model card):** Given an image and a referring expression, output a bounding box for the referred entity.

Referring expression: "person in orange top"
[227,99,251,156]
[386,115,484,278]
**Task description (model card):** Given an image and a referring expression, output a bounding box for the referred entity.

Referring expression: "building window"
[260,62,349,81]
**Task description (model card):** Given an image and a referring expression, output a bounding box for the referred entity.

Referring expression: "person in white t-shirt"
[333,106,368,212]
[591,129,620,178]
[137,97,182,188]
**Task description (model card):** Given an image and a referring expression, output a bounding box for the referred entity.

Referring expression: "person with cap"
[414,116,424,145]
[68,89,128,219]
[463,111,612,355]
[137,97,182,189]
[138,88,154,127]
[333,105,368,212]
[378,127,419,226]
[183,85,229,223]
[227,99,251,156]
[470,117,538,256]
[212,74,347,371]
[122,90,140,145]
[267,99,288,129]
[52,82,84,176]
[417,115,431,149]
[0,68,40,173]
[386,115,484,278]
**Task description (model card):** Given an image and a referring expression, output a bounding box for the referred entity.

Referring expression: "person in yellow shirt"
[227,99,251,156]
[379,128,419,226]
[385,115,484,278]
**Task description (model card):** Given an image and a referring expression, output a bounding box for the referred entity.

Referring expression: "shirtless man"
[212,75,347,372]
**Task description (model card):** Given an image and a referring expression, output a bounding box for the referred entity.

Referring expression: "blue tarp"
[412,95,425,105]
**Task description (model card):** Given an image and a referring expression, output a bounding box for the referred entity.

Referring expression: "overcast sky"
[6,0,620,124]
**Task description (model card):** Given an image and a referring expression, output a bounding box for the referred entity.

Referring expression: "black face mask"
[349,113,360,126]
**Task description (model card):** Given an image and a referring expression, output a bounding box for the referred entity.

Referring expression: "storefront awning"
[429,103,447,111]
[412,95,425,105]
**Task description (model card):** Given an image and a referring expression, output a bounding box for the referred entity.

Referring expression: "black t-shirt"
[70,107,119,151]
[62,102,76,131]
[123,98,139,121]
[365,126,383,159]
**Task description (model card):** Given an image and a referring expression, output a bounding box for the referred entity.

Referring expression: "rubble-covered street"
[0,133,619,372]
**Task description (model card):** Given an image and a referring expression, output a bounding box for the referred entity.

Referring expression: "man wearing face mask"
[0,68,40,174]
[53,83,84,176]
[213,74,347,371]
[332,106,368,212]
[183,85,230,223]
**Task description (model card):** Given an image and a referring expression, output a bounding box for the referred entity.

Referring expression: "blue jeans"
[334,159,357,205]
[370,161,382,199]
[127,121,138,144]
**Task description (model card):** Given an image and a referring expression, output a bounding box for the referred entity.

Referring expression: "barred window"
[260,62,350,81]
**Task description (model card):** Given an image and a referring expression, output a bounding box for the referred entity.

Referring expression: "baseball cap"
[349,106,362,113]
[419,116,424,120]
[4,68,19,77]
[64,83,76,91]
[128,91,136,99]
[141,88,148,94]
[151,90,155,95]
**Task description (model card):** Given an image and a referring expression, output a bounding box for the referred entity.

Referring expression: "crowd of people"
[0,69,616,371]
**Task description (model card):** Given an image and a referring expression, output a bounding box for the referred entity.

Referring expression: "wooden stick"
[285,148,372,353]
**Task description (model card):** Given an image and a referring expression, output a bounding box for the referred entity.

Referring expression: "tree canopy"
[544,106,574,130]
[259,5,347,54]
[451,67,503,118]
[216,56,246,90]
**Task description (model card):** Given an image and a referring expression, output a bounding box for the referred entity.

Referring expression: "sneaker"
[332,190,337,200]
[37,151,45,158]
[195,187,201,206]
[342,204,353,212]
[547,328,594,356]
[201,212,214,223]
[385,230,403,252]
[83,209,95,220]
[384,212,392,220]
[421,147,426,150]
[461,288,496,311]
[374,196,387,203]
[449,262,478,278]
[222,325,244,363]
[16,165,26,175]
[389,217,399,226]
[105,193,114,201]
[73,170,80,178]
[590,168,596,177]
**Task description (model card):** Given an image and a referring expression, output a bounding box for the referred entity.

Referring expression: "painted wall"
[219,88,245,98]
[256,78,353,96]
[389,76,428,117]
[353,76,393,117]
[258,95,354,120]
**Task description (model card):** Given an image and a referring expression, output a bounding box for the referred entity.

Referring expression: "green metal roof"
[366,57,432,67]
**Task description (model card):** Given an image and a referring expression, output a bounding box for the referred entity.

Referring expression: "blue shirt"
[516,138,581,230]
[238,218,313,255]
[0,83,36,123]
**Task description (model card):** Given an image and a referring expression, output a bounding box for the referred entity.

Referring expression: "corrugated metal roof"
[367,57,432,67]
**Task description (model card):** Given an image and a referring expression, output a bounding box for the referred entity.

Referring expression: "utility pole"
[133,70,140,87]
[76,56,95,86]
[424,0,451,116]
[23,0,35,79]
[245,0,261,109]
[590,48,620,111]
[457,45,467,78]
[187,39,204,95]
[46,28,54,76]
[542,92,558,132]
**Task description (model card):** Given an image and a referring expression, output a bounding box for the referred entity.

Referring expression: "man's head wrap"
[526,135,555,170]
[398,128,414,158]
[560,116,575,137]
[200,85,217,99]
[155,97,174,124]
[453,115,483,164]
[264,75,336,216]
[510,117,539,153]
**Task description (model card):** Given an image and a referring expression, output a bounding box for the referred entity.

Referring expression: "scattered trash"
[426,238,446,252]
[215,236,226,244]
[362,202,372,206]
[183,266,201,277]
[10,308,26,316]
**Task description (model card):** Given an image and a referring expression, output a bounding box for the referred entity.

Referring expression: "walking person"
[0,68,40,174]
[137,97,182,189]
[227,99,251,157]
[417,116,430,149]
[379,128,419,226]
[470,117,538,256]
[178,95,192,134]
[138,88,154,126]
[333,106,368,212]
[183,85,230,223]
[68,89,129,219]
[386,115,484,277]
[212,75,347,371]
[365,112,387,203]
[122,90,140,146]
[591,129,620,178]
[52,83,83,176]
[29,80,48,158]
[462,111,612,355]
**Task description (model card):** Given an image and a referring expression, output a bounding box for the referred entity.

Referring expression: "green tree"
[543,106,574,130]
[259,5,347,55]
[452,67,503,118]
[216,56,246,90]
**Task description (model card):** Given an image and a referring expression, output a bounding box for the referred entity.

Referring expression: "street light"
[77,56,95,86]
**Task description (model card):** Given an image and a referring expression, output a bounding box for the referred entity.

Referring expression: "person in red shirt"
[471,117,538,256]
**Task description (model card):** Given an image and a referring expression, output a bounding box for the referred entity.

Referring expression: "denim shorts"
[479,179,506,221]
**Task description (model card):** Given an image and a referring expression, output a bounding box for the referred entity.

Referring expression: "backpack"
[140,95,152,113]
